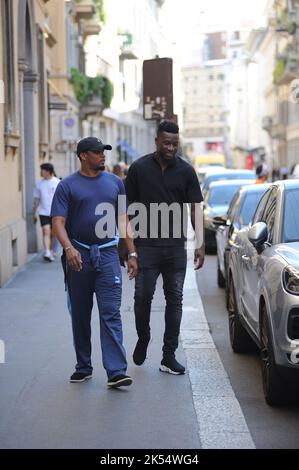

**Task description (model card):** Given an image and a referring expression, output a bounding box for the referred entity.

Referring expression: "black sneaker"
[159,356,185,375]
[133,337,151,366]
[70,372,92,383]
[107,375,133,388]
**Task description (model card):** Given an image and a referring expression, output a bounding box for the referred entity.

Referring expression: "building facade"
[182,62,228,159]
[0,0,174,286]
[82,0,170,168]
[0,0,54,286]
[0,0,106,286]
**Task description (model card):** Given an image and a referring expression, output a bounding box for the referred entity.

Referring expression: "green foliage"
[273,59,286,83]
[70,68,89,104]
[92,0,106,24]
[70,68,113,109]
[101,77,114,109]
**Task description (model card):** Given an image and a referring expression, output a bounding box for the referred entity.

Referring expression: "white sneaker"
[44,250,53,262]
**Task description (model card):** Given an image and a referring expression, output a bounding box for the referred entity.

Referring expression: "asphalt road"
[196,254,299,449]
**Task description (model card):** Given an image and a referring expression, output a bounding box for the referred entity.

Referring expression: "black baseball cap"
[76,137,112,156]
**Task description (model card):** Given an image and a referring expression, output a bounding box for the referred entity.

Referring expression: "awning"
[116,139,138,159]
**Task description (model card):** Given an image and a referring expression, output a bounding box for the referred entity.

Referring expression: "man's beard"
[95,164,105,172]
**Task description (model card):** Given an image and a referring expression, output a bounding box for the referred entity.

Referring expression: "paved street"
[1,252,299,449]
[0,254,200,449]
[197,255,299,449]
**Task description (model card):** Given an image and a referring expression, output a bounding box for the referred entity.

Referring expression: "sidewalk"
[0,253,255,449]
[0,254,199,449]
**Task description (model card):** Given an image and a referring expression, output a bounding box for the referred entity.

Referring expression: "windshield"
[283,189,299,242]
[208,185,243,208]
[238,191,265,227]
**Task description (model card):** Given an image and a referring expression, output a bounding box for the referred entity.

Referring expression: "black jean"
[134,245,187,356]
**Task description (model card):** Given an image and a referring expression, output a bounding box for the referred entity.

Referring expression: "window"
[283,189,299,242]
[263,200,276,243]
[261,188,278,243]
[252,189,271,224]
[238,191,266,228]
[208,184,244,208]
[2,0,17,134]
[227,192,240,224]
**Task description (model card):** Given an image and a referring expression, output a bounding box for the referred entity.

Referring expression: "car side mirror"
[248,222,268,252]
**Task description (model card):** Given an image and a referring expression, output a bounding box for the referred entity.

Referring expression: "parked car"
[201,169,255,196]
[214,183,270,289]
[197,165,224,184]
[203,179,255,252]
[289,163,299,179]
[227,180,299,405]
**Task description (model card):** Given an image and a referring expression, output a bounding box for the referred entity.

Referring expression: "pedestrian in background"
[33,163,60,262]
[113,162,127,180]
[51,137,138,388]
[255,163,269,184]
[125,120,205,375]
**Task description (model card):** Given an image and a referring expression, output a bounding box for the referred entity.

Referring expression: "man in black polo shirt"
[125,120,204,375]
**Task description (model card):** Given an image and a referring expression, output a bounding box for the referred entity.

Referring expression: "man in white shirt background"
[33,163,60,261]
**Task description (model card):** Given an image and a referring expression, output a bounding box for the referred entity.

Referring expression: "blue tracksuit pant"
[63,246,127,379]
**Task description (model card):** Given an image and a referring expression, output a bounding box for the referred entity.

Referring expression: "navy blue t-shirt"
[51,171,126,246]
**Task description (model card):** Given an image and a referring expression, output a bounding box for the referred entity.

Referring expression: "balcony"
[74,1,96,21]
[262,116,273,132]
[80,95,103,118]
[271,122,286,140]
[70,68,114,115]
[82,19,101,38]
[262,115,286,139]
[276,8,298,35]
[118,31,139,60]
[273,51,299,85]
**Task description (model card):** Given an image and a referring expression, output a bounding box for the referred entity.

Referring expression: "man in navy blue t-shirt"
[51,137,138,388]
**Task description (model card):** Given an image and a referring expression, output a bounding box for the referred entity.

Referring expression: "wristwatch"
[128,251,138,259]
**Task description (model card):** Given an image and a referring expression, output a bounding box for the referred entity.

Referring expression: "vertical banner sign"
[143,58,173,120]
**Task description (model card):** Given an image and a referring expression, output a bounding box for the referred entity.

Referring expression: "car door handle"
[242,255,250,261]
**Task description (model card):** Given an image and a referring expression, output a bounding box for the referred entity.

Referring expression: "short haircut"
[157,119,179,136]
[256,163,267,177]
[40,163,54,174]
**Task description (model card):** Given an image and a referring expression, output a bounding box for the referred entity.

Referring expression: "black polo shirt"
[125,152,203,246]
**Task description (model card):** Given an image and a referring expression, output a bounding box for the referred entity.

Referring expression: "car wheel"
[228,277,255,353]
[217,258,226,288]
[260,307,291,406]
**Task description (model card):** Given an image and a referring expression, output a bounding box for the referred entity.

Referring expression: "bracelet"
[64,245,72,251]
